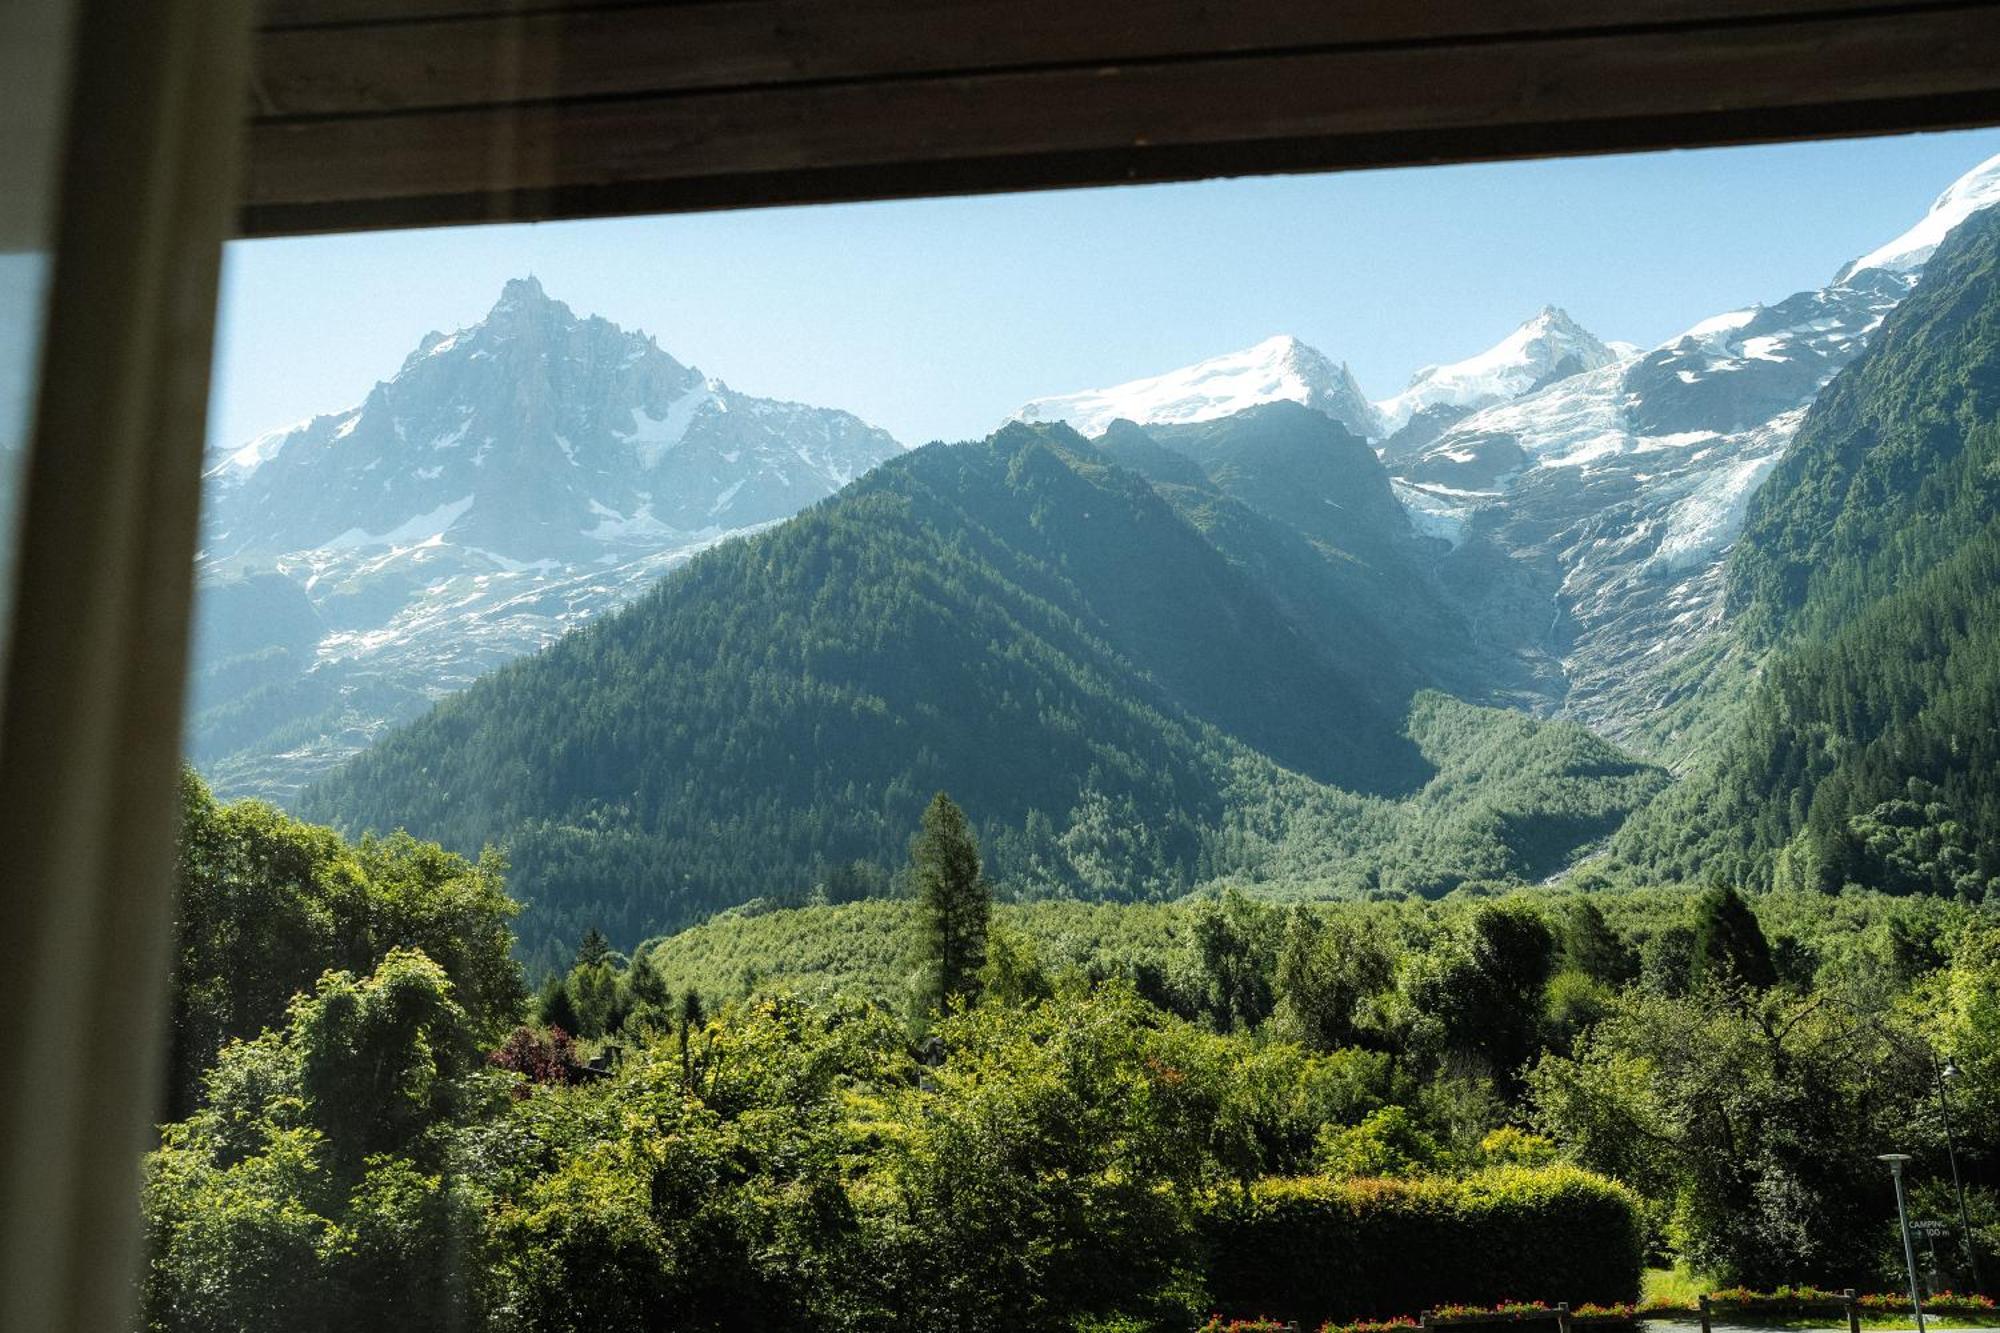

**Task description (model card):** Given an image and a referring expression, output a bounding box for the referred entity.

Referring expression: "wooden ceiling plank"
[243,7,2000,210]
[252,0,1962,117]
[237,92,2000,236]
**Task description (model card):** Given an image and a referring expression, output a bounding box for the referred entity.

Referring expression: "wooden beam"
[251,0,1954,116]
[239,4,2000,236]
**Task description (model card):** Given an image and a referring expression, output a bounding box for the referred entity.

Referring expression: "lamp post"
[1934,1058,1986,1294]
[1882,1153,1928,1333]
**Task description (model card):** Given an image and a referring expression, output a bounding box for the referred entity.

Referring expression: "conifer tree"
[677,986,705,1083]
[1561,898,1636,984]
[627,950,669,1009]
[1690,885,1776,991]
[538,975,582,1035]
[574,926,612,969]
[911,791,991,1014]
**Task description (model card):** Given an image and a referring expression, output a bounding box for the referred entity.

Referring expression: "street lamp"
[1935,1059,1986,1294]
[1881,1153,1928,1333]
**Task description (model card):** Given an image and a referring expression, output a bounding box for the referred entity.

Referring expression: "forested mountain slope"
[1613,208,2000,897]
[306,413,1663,963]
[1127,406,1547,705]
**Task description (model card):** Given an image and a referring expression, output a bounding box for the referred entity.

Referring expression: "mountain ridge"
[300,409,1666,963]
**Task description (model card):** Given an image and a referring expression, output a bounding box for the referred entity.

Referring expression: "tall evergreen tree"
[538,975,582,1035]
[574,926,612,969]
[627,949,669,1009]
[1560,898,1636,985]
[912,791,992,1014]
[677,986,705,1083]
[1690,886,1776,992]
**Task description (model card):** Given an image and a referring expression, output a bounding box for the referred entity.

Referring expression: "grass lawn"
[1644,1268,1709,1306]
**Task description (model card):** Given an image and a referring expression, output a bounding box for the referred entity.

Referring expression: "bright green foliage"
[1543,968,1617,1054]
[977,925,1053,1008]
[1926,922,2000,1149]
[648,898,1186,1007]
[148,826,1996,1332]
[564,959,619,1037]
[1271,905,1392,1052]
[871,986,1210,1332]
[1173,889,1282,1031]
[142,950,489,1332]
[481,995,891,1333]
[910,791,991,1015]
[636,881,1996,1304]
[168,768,523,1117]
[1527,984,1931,1287]
[1202,1166,1645,1322]
[1316,1105,1441,1179]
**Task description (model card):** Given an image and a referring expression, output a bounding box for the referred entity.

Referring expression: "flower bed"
[1321,1317,1424,1333]
[1429,1303,1558,1324]
[1209,1288,1998,1333]
[1855,1291,1997,1315]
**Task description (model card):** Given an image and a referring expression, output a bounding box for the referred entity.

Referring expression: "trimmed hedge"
[1202,1165,1644,1323]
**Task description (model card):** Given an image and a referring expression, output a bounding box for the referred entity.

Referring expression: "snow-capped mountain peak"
[205,278,900,563]
[1839,152,2000,281]
[1012,334,1379,440]
[1375,305,1622,437]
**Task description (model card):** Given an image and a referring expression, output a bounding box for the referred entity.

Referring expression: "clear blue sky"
[209,127,2000,451]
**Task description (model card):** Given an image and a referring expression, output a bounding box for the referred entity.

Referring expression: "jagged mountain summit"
[1012,334,1380,440]
[1011,308,1624,458]
[206,276,898,563]
[1376,306,1624,457]
[1391,153,2000,758]
[190,277,904,800]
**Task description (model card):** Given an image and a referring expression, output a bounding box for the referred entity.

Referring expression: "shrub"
[1203,1165,1643,1323]
[486,1024,584,1090]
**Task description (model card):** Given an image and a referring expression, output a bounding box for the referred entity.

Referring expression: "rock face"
[191,277,903,800]
[1391,246,1928,757]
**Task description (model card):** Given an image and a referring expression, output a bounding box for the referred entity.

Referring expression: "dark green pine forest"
[303,402,1664,969]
